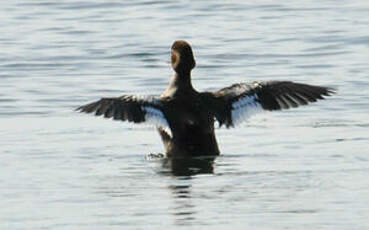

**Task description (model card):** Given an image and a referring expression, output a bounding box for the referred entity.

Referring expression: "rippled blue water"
[1,1,369,229]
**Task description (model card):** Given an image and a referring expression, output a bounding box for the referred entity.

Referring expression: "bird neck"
[163,72,195,97]
[174,71,194,88]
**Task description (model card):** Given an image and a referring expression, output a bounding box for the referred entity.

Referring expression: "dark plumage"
[77,40,334,157]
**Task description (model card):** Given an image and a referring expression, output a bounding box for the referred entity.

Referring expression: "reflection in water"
[161,156,216,176]
[169,182,197,225]
[93,156,217,226]
[162,156,216,226]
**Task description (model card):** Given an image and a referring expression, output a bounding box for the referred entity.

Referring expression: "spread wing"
[76,95,172,136]
[211,81,335,127]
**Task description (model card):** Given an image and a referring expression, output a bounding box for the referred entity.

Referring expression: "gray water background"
[1,1,369,229]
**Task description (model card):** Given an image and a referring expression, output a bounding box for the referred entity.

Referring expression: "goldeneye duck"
[77,40,334,157]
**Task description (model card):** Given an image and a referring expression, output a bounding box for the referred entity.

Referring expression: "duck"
[77,40,334,157]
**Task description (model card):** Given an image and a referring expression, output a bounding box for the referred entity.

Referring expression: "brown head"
[171,40,196,75]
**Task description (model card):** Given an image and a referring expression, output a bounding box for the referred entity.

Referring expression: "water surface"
[1,1,369,229]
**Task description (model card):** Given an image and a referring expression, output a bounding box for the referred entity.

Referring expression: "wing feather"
[77,95,172,136]
[212,81,334,127]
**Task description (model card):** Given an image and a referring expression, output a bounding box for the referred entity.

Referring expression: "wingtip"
[325,86,337,96]
[329,87,336,94]
[75,106,84,112]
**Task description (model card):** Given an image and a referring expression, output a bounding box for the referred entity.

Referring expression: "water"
[1,1,369,229]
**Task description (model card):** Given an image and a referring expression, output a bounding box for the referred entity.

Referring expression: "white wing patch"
[141,106,172,137]
[132,95,161,105]
[231,94,263,126]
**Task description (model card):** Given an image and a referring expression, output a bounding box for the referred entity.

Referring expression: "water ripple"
[1,1,368,229]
